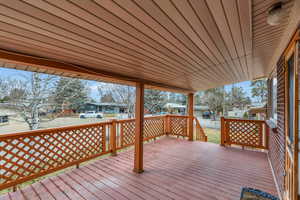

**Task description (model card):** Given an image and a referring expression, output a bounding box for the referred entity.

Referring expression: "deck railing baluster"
[220,117,268,150]
[0,114,207,191]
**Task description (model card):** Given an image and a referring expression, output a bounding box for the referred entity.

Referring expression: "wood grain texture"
[0,115,191,191]
[221,118,268,149]
[188,93,194,141]
[0,137,277,200]
[133,82,144,173]
[0,0,295,91]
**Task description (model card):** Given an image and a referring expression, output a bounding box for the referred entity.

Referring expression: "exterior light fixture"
[267,2,285,26]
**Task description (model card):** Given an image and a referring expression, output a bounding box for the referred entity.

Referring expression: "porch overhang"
[0,0,298,92]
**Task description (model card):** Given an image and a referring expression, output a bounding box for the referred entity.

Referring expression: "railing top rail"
[0,114,190,139]
[167,114,189,118]
[116,115,167,123]
[222,117,265,123]
[0,121,113,139]
[194,117,201,124]
[116,118,135,123]
[144,115,168,119]
[0,113,194,191]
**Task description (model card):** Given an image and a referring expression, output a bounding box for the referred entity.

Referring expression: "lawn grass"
[203,128,221,144]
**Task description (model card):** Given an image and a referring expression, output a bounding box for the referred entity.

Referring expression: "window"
[270,77,277,124]
[287,53,295,143]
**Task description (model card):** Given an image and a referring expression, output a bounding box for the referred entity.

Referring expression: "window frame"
[269,71,278,125]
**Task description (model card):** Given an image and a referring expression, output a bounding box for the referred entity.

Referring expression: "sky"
[0,67,254,101]
[0,67,29,79]
[0,67,101,99]
[224,81,252,96]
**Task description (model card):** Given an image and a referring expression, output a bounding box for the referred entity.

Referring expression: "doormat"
[240,187,279,200]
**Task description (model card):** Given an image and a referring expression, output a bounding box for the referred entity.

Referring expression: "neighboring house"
[247,105,267,120]
[194,105,209,117]
[251,102,265,108]
[0,106,19,125]
[163,103,186,114]
[81,102,127,113]
[0,115,8,124]
[227,107,248,118]
[163,103,209,116]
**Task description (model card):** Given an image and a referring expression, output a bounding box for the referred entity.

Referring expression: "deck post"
[164,115,171,135]
[264,122,269,150]
[133,82,144,173]
[110,119,117,156]
[12,185,17,192]
[188,93,194,141]
[220,117,225,146]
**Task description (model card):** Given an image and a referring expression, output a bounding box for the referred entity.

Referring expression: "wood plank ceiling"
[0,0,295,92]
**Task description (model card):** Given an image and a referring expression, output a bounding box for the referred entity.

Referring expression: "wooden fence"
[0,115,206,191]
[221,117,268,149]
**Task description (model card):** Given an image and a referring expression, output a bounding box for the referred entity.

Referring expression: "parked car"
[79,111,103,118]
[202,111,211,119]
[0,115,9,124]
[159,112,168,115]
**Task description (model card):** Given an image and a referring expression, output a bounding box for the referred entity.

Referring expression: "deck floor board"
[1,137,277,200]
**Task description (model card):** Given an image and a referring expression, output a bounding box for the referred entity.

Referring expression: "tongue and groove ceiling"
[0,0,295,92]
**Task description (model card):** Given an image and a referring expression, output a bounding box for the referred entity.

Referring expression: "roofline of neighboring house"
[86,102,127,107]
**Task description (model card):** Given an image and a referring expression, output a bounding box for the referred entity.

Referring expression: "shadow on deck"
[1,137,277,200]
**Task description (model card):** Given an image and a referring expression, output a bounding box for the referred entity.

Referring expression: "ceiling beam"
[0,49,194,94]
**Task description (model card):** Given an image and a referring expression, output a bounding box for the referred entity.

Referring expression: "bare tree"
[0,77,14,101]
[98,83,135,118]
[251,79,267,104]
[167,92,187,105]
[10,73,56,130]
[144,89,167,113]
[227,86,251,110]
[203,87,225,120]
[195,91,205,105]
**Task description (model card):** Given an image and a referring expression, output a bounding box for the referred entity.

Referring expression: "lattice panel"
[170,117,188,136]
[144,117,164,140]
[120,120,135,147]
[226,120,263,147]
[0,124,106,189]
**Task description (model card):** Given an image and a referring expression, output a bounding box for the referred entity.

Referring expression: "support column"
[133,83,144,173]
[188,93,194,141]
[220,116,225,146]
[110,119,117,156]
[164,115,171,135]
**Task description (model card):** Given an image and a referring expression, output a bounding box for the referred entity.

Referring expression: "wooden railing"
[115,116,166,150]
[0,114,206,191]
[221,117,268,149]
[194,117,208,142]
[167,115,189,137]
[0,122,112,191]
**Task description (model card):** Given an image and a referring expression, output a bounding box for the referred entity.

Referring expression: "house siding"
[268,55,286,197]
[298,41,300,196]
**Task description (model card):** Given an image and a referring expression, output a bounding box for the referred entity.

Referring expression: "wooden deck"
[0,137,277,200]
